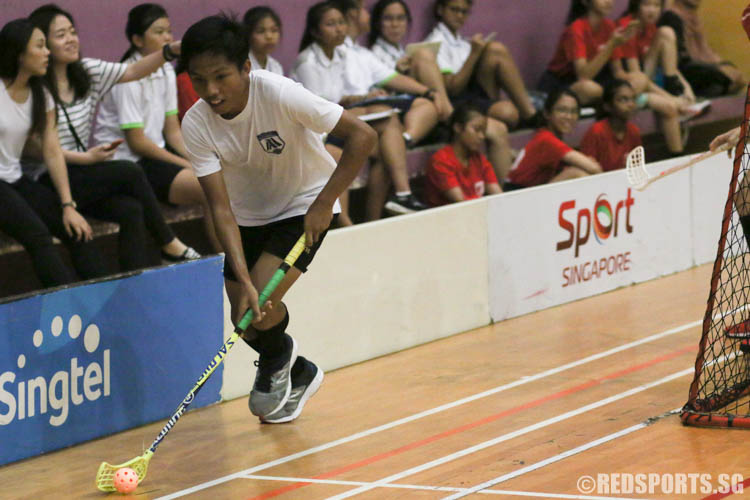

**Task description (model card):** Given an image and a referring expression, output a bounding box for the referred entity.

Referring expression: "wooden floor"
[3,263,749,499]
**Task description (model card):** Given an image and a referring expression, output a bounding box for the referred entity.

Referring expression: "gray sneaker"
[261,357,323,424]
[249,334,298,418]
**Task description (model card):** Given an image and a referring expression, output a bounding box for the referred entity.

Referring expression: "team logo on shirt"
[257,130,286,155]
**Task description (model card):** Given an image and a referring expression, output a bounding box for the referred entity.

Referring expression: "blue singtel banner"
[0,257,224,466]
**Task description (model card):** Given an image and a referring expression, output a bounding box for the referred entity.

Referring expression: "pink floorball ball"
[113,467,139,494]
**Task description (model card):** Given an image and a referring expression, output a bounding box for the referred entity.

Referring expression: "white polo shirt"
[291,40,397,103]
[181,71,343,226]
[371,37,405,69]
[249,51,283,75]
[0,82,54,183]
[424,22,471,74]
[94,54,178,162]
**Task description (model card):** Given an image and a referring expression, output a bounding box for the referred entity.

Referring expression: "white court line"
[326,368,693,499]
[441,408,682,500]
[156,320,700,500]
[244,474,644,499]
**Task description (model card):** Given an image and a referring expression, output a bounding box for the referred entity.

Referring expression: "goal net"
[681,87,750,428]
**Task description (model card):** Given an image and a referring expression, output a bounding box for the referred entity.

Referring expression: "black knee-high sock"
[241,306,289,359]
[740,215,750,250]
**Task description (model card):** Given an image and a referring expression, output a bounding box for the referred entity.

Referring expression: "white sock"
[402,132,413,143]
[396,190,411,197]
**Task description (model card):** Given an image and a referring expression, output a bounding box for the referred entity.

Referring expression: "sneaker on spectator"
[261,357,324,424]
[249,334,298,418]
[161,246,200,263]
[384,194,427,214]
[680,100,711,122]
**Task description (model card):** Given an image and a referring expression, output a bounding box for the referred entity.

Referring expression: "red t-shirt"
[579,119,641,172]
[616,15,657,60]
[507,129,573,187]
[176,72,200,122]
[547,17,617,78]
[425,145,498,207]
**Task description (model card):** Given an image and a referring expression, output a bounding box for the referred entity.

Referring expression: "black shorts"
[137,157,183,205]
[223,214,337,281]
[451,78,494,114]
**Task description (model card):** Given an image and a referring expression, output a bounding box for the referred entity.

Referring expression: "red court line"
[701,477,750,500]
[246,344,697,500]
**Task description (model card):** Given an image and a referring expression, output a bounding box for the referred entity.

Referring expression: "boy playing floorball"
[179,14,376,423]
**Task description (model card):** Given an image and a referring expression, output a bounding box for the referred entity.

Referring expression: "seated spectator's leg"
[487,100,520,130]
[369,113,411,195]
[551,166,589,183]
[0,179,76,286]
[325,143,353,227]
[408,48,454,121]
[621,71,651,95]
[166,168,222,253]
[647,93,683,154]
[476,41,535,124]
[484,118,512,182]
[403,97,438,144]
[365,159,390,221]
[88,195,151,271]
[717,62,747,94]
[570,79,603,105]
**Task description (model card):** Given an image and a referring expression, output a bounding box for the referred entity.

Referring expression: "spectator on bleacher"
[424,0,540,130]
[244,6,284,75]
[505,88,602,190]
[28,4,200,269]
[291,1,429,218]
[659,0,747,97]
[93,3,221,253]
[580,79,642,172]
[540,0,639,105]
[332,0,440,148]
[424,104,501,206]
[0,19,107,287]
[368,0,453,124]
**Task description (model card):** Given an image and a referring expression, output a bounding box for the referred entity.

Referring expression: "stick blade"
[625,146,649,190]
[95,451,153,491]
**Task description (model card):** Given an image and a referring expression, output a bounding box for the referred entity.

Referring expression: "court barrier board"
[0,257,224,466]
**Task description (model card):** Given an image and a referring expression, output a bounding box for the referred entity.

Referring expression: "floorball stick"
[94,234,307,492]
[626,142,732,191]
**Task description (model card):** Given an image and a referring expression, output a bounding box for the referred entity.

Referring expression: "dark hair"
[121,3,169,62]
[243,6,282,41]
[598,78,633,118]
[0,19,47,135]
[299,2,344,52]
[330,0,361,17]
[433,0,473,20]
[450,103,484,140]
[29,4,91,103]
[368,0,412,47]
[543,87,580,126]
[566,0,590,24]
[180,14,249,72]
[623,0,665,17]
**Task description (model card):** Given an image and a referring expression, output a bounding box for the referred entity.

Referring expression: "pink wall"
[2,0,627,87]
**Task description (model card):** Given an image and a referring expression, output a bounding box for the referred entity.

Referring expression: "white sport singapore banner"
[487,156,731,322]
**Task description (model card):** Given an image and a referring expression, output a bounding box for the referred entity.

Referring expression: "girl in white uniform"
[180,15,376,423]
[292,1,430,219]
[94,3,220,253]
[243,6,284,76]
[0,19,105,288]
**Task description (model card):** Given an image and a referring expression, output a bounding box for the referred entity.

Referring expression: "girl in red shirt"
[580,79,642,172]
[505,89,602,190]
[541,0,638,105]
[425,104,501,206]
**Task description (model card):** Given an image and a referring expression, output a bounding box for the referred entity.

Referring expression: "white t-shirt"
[57,58,128,152]
[181,71,343,226]
[424,22,471,74]
[0,82,54,183]
[94,54,178,162]
[291,40,397,103]
[249,52,284,75]
[371,37,405,69]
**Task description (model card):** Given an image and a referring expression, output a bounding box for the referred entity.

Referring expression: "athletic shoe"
[249,334,298,418]
[384,194,427,214]
[261,357,324,424]
[161,246,200,262]
[680,100,711,122]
